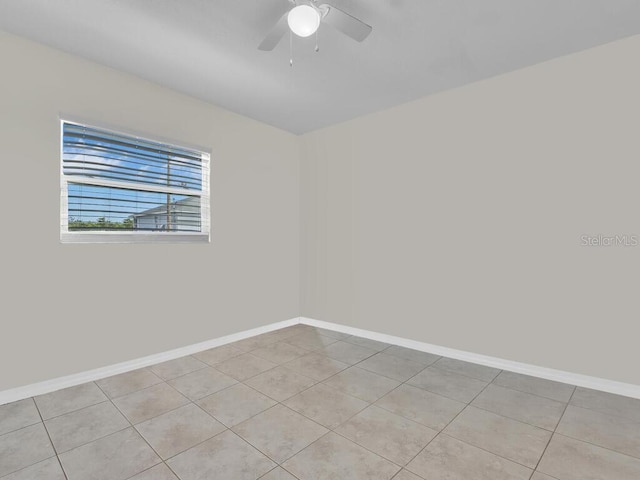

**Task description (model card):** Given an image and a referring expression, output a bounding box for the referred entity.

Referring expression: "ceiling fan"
[258,0,372,51]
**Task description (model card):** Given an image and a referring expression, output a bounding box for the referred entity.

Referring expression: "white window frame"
[60,118,211,244]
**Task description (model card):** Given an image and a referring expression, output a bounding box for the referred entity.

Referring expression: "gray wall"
[2,29,639,392]
[0,31,300,391]
[300,36,640,385]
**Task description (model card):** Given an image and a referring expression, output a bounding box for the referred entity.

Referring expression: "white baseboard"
[3,315,639,405]
[299,317,640,400]
[0,317,299,406]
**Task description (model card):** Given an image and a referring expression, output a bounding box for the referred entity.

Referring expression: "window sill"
[60,232,210,244]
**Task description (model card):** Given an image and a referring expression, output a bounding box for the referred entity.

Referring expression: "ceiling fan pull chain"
[315,28,319,52]
[289,29,294,67]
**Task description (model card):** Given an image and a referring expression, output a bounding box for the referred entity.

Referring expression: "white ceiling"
[1,0,639,134]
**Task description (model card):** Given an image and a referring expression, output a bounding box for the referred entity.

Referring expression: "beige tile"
[530,473,557,480]
[317,341,378,365]
[284,383,368,429]
[0,423,55,477]
[233,333,282,352]
[197,383,276,427]
[35,382,107,420]
[167,430,275,480]
[494,372,574,403]
[445,406,551,468]
[193,344,244,366]
[285,332,339,350]
[343,336,390,351]
[557,405,640,459]
[135,404,226,459]
[149,356,207,381]
[245,366,316,402]
[336,406,437,465]
[59,427,160,480]
[251,342,310,364]
[376,383,466,430]
[45,401,129,453]
[273,325,314,337]
[307,327,352,340]
[357,352,426,382]
[538,434,640,480]
[0,398,40,436]
[215,353,277,381]
[282,432,400,480]
[233,405,328,463]
[392,470,423,480]
[129,463,179,480]
[384,345,441,366]
[406,434,532,480]
[168,367,237,400]
[283,353,349,381]
[112,383,189,424]
[472,384,566,430]
[259,466,298,479]
[96,368,162,399]
[324,366,400,403]
[571,387,640,422]
[407,367,487,403]
[433,358,501,382]
[267,327,312,342]
[2,457,65,480]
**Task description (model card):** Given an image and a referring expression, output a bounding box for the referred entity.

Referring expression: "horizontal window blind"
[61,121,209,240]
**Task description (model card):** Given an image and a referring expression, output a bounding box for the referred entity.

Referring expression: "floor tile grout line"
[151,426,229,464]
[0,418,42,439]
[0,417,56,439]
[530,385,577,478]
[106,378,180,402]
[30,396,70,480]
[274,430,334,468]
[491,372,576,404]
[547,431,640,463]
[345,355,433,384]
[151,360,209,383]
[95,365,164,394]
[329,428,407,471]
[259,465,303,480]
[465,402,562,434]
[35,397,114,424]
[566,392,640,423]
[430,360,502,383]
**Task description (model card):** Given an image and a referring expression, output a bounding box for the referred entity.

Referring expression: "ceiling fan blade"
[319,4,372,42]
[258,12,289,51]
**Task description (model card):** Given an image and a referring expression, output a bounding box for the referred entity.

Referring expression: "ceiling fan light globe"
[287,5,320,37]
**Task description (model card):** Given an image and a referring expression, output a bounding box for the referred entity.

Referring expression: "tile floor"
[2,324,640,479]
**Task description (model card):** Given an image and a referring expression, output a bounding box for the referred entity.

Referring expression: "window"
[60,120,210,243]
